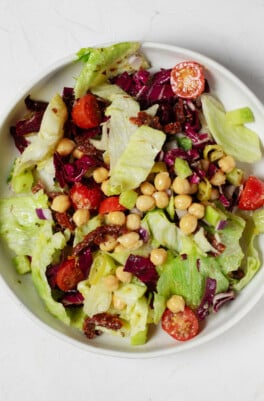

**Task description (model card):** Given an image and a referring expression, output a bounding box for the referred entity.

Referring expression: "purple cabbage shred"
[78,248,93,278]
[124,254,158,291]
[54,152,102,187]
[196,277,217,320]
[212,290,235,312]
[24,95,48,112]
[60,291,84,307]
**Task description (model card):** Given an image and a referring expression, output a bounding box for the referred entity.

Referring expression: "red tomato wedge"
[70,183,102,210]
[161,306,199,341]
[238,175,264,210]
[99,196,126,215]
[72,93,102,129]
[55,258,84,292]
[170,61,205,99]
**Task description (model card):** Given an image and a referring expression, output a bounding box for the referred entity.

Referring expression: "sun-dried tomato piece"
[74,134,104,158]
[83,319,102,339]
[174,98,186,123]
[163,121,182,134]
[54,212,75,231]
[73,224,126,255]
[130,111,162,130]
[31,181,45,194]
[83,313,123,339]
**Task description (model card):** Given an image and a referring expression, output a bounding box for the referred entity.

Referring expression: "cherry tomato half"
[70,182,102,210]
[72,93,102,129]
[170,61,205,99]
[161,306,199,341]
[238,175,264,210]
[99,196,126,215]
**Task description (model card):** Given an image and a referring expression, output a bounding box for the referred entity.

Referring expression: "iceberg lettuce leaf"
[157,250,229,309]
[12,93,67,179]
[74,42,150,98]
[201,94,261,163]
[30,222,70,325]
[109,125,166,194]
[105,93,140,172]
[232,214,261,291]
[142,209,184,252]
[215,211,246,275]
[0,190,49,256]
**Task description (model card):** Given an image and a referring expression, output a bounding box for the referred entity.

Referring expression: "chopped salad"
[1,41,264,345]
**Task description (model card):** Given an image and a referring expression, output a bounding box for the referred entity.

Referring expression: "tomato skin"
[238,175,264,210]
[70,182,102,210]
[170,61,205,99]
[72,94,102,129]
[55,258,84,292]
[161,306,199,341]
[99,196,126,215]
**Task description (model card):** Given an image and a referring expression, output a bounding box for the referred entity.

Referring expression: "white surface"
[1,0,264,400]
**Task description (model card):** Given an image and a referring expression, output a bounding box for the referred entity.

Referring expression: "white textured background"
[1,1,264,400]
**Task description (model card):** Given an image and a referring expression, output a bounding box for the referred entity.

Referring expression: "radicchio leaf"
[213,290,235,312]
[196,277,217,320]
[124,254,158,291]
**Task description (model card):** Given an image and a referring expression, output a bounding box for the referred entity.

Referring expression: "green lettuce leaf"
[201,93,261,163]
[30,222,70,325]
[0,190,71,324]
[104,92,140,172]
[215,211,246,275]
[252,209,264,233]
[0,190,50,256]
[74,42,150,98]
[109,125,166,194]
[141,209,184,252]
[232,213,262,291]
[12,93,68,180]
[157,250,229,309]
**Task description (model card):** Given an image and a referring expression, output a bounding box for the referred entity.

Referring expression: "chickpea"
[167,295,185,313]
[51,194,71,213]
[126,213,141,231]
[72,209,90,227]
[210,170,226,186]
[112,294,126,310]
[200,158,210,172]
[188,202,205,219]
[140,181,155,196]
[179,213,198,235]
[99,235,118,252]
[136,195,155,212]
[72,148,84,159]
[150,248,167,266]
[189,183,199,194]
[172,177,192,195]
[105,211,126,226]
[174,195,192,210]
[93,167,109,183]
[218,155,236,173]
[114,244,126,253]
[103,275,119,291]
[153,191,169,209]
[103,152,110,166]
[115,265,132,283]
[56,138,75,156]
[154,172,171,191]
[210,188,220,200]
[117,232,142,250]
[101,179,110,196]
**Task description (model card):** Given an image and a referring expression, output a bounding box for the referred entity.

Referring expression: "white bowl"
[1,42,264,358]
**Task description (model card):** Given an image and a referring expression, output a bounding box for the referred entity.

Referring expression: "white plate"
[1,42,264,358]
